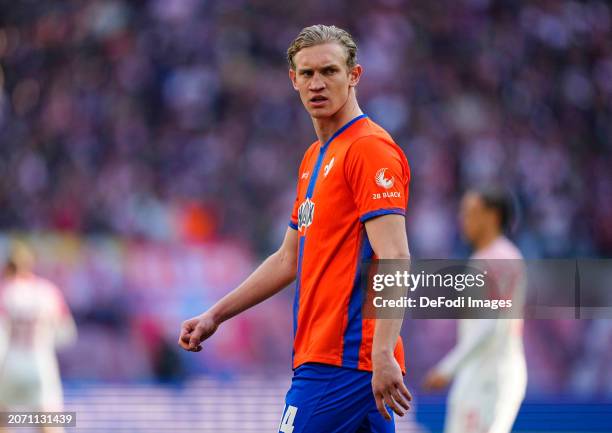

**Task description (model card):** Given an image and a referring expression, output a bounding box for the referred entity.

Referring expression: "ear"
[289,69,299,91]
[348,64,363,87]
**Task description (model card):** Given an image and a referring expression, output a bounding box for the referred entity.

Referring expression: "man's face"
[459,192,490,245]
[289,42,361,119]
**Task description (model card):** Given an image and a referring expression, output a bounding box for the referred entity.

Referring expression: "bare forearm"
[371,253,408,360]
[209,250,296,324]
[436,319,496,377]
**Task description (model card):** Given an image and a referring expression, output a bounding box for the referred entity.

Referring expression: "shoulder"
[343,120,409,180]
[346,119,406,160]
[473,237,523,260]
[33,276,64,300]
[498,237,523,260]
[294,140,319,174]
[303,140,320,159]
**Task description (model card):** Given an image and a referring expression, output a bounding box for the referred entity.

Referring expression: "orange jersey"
[289,114,410,372]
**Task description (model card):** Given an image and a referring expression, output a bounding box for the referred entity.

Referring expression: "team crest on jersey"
[323,157,335,177]
[297,198,315,231]
[375,168,394,189]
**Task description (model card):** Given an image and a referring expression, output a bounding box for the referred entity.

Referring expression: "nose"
[309,72,325,91]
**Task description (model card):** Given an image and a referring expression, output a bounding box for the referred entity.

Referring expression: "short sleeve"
[44,280,77,348]
[289,154,306,230]
[344,136,410,223]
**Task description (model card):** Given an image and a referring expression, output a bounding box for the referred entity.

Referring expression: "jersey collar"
[320,114,368,150]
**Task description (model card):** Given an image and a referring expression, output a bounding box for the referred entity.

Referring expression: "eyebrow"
[297,64,341,74]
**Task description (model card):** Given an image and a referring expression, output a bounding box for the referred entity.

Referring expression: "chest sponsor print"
[297,198,315,231]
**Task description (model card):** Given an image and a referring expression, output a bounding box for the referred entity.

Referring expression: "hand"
[372,352,412,421]
[422,369,450,390]
[178,312,219,352]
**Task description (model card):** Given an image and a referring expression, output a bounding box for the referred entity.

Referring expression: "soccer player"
[423,187,527,433]
[179,25,412,432]
[0,242,77,433]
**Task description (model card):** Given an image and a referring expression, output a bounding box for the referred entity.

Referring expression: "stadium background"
[0,0,611,431]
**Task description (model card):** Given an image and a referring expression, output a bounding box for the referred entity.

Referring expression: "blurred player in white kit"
[0,242,76,433]
[423,188,527,433]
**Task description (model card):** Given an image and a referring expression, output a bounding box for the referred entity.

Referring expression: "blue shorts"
[278,363,395,433]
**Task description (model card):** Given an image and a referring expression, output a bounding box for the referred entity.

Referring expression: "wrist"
[207,308,223,326]
[372,349,394,365]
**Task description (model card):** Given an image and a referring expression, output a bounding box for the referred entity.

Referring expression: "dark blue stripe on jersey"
[342,229,374,368]
[289,221,298,230]
[321,114,367,149]
[292,235,306,365]
[359,207,405,223]
[305,148,328,199]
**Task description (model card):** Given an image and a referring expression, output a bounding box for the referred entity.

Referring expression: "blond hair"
[5,240,35,275]
[287,24,357,70]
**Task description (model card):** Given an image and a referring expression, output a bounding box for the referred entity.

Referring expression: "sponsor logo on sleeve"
[375,168,394,189]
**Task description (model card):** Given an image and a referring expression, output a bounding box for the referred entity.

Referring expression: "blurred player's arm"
[423,319,496,390]
[179,227,298,352]
[365,214,412,420]
[51,285,77,348]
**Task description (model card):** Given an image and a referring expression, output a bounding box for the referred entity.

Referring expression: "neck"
[473,229,502,252]
[312,92,363,145]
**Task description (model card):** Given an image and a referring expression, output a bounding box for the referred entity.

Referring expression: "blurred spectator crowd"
[1,0,611,256]
[1,0,612,396]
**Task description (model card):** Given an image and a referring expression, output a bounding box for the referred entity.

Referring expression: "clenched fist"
[178,312,219,352]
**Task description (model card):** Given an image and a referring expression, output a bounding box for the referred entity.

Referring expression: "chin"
[309,111,331,119]
[307,106,339,120]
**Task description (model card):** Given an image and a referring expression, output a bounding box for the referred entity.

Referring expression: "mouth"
[309,96,328,106]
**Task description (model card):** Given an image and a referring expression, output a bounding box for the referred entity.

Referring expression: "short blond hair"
[287,24,357,71]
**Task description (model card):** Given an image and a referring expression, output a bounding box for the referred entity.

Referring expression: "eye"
[300,70,313,77]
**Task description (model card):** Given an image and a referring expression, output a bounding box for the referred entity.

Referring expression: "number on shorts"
[279,405,298,433]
